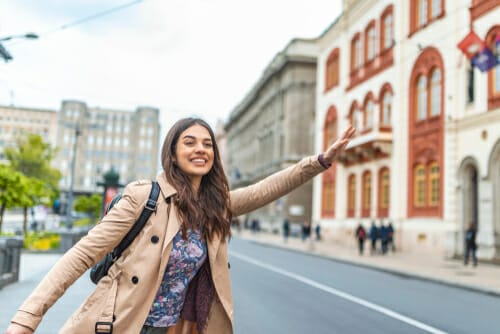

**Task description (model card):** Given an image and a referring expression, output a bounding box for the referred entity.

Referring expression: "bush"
[24,232,61,251]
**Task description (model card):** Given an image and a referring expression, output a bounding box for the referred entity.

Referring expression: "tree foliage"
[0,164,28,233]
[74,194,102,220]
[4,133,61,202]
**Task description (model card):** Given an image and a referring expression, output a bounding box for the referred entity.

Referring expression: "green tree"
[4,133,61,202]
[0,165,28,234]
[74,194,103,221]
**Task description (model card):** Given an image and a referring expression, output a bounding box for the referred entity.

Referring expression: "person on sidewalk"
[355,223,366,255]
[369,220,378,255]
[283,218,290,243]
[302,220,311,242]
[379,221,389,255]
[464,222,478,267]
[6,118,356,334]
[387,221,395,252]
[314,223,321,241]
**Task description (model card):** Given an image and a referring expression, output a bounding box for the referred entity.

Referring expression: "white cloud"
[0,0,342,135]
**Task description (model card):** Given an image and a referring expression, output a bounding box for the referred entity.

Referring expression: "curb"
[242,237,500,298]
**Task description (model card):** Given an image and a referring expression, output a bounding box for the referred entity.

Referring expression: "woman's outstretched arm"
[230,126,355,216]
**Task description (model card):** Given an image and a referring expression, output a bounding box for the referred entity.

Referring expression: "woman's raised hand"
[322,125,356,165]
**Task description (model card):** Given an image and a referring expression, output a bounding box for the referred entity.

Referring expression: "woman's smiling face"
[174,124,214,190]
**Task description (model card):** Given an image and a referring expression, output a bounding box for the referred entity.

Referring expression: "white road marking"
[231,251,448,334]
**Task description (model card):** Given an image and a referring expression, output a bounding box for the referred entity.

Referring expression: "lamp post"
[0,32,39,62]
[65,123,82,229]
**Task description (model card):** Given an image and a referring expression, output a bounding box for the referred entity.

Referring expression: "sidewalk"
[235,229,500,297]
[0,253,94,333]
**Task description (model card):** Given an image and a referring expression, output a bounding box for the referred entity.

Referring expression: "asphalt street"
[229,238,500,334]
[2,238,499,333]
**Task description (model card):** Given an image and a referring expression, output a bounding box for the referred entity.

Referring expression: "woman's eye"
[184,141,194,146]
[204,142,213,148]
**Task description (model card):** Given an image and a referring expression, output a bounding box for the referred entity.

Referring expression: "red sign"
[103,187,118,215]
[457,31,485,59]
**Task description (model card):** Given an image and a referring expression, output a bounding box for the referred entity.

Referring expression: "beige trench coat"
[11,156,324,334]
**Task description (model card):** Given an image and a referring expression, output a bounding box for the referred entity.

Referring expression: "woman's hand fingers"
[323,125,356,164]
[6,323,34,334]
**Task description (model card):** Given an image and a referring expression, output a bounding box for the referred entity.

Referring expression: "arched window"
[322,107,337,217]
[347,174,356,217]
[382,13,393,50]
[362,171,372,217]
[366,25,377,61]
[355,37,362,68]
[485,26,500,110]
[381,91,392,126]
[414,164,426,207]
[430,69,442,117]
[350,102,362,131]
[325,48,340,91]
[365,99,374,129]
[378,168,390,217]
[417,75,428,121]
[431,0,442,18]
[418,0,428,27]
[428,162,440,206]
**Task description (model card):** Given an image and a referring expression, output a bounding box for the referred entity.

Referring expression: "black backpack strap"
[112,181,160,259]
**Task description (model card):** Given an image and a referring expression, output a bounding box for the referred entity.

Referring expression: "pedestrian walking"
[369,221,378,254]
[314,224,321,241]
[387,221,396,252]
[355,223,366,255]
[464,222,478,267]
[6,118,355,334]
[283,218,290,242]
[380,222,389,255]
[302,220,311,242]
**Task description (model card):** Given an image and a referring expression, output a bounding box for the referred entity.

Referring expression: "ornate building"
[313,0,500,260]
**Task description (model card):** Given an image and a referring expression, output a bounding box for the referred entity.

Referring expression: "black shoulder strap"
[112,181,161,259]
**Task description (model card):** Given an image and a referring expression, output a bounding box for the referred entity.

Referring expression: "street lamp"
[0,32,39,62]
[65,123,82,229]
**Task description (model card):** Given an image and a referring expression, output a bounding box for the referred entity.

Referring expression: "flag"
[495,32,500,64]
[471,46,497,72]
[457,31,485,59]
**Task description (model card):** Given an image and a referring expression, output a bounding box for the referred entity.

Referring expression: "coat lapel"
[208,233,221,270]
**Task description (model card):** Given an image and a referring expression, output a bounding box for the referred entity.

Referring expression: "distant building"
[0,105,58,163]
[225,38,318,229]
[55,100,161,198]
[313,0,500,261]
[0,101,161,209]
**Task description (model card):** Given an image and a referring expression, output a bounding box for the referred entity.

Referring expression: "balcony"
[338,127,393,165]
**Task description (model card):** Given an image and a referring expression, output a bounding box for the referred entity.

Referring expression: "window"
[367,26,377,61]
[355,38,362,68]
[417,76,427,120]
[428,162,440,206]
[383,14,393,50]
[431,0,442,18]
[325,49,340,90]
[380,169,390,209]
[381,91,393,126]
[414,164,426,207]
[350,105,363,131]
[362,172,371,217]
[347,174,356,217]
[418,0,428,27]
[365,99,374,129]
[486,27,500,110]
[430,69,442,116]
[322,178,335,216]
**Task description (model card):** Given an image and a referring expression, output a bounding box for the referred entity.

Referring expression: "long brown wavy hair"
[161,118,232,241]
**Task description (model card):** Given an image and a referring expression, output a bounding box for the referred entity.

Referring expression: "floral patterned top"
[144,227,207,327]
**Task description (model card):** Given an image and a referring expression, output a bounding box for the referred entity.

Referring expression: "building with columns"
[225,38,319,230]
[313,0,500,261]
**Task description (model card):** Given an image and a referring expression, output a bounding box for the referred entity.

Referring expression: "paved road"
[2,238,499,333]
[229,238,500,334]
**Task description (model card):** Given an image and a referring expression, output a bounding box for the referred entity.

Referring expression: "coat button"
[131,276,139,284]
[165,197,171,204]
[151,235,159,243]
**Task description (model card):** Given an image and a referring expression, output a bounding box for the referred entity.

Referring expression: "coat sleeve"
[229,155,326,217]
[10,181,150,331]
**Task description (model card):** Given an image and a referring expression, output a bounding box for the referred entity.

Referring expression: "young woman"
[7,118,355,334]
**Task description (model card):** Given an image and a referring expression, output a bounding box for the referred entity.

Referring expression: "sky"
[0,0,342,135]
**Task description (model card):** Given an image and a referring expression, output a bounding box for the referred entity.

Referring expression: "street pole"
[65,125,81,229]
